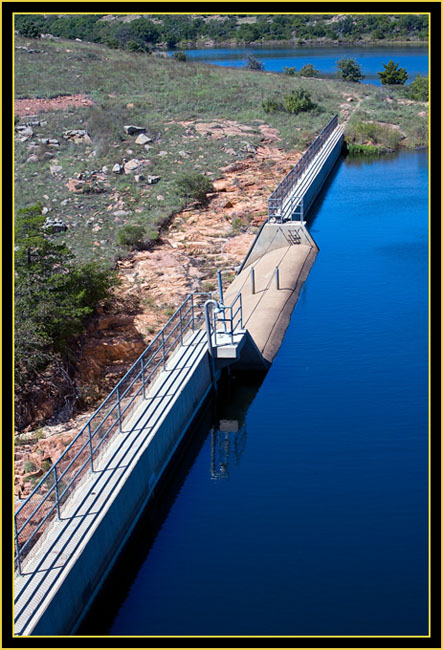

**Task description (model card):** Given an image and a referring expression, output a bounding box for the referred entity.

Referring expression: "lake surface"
[171,45,428,84]
[83,148,429,637]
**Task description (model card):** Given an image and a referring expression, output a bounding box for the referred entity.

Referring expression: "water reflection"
[78,369,265,635]
[211,371,265,480]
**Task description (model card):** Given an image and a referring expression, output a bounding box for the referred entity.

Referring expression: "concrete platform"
[224,242,318,363]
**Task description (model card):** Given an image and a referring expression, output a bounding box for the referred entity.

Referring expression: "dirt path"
[14,94,95,117]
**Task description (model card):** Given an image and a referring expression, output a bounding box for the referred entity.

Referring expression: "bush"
[173,51,187,62]
[408,74,428,101]
[117,224,147,250]
[345,120,403,150]
[346,143,381,155]
[283,66,297,76]
[299,63,319,77]
[336,58,364,82]
[283,88,317,114]
[175,172,214,205]
[245,55,264,71]
[262,97,284,113]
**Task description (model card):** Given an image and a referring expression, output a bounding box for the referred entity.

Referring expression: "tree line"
[15,13,428,50]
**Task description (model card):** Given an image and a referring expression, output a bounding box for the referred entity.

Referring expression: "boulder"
[44,217,68,233]
[123,125,146,136]
[63,129,92,144]
[135,133,152,145]
[147,175,161,184]
[15,126,33,141]
[49,164,62,175]
[124,159,141,174]
[112,163,123,174]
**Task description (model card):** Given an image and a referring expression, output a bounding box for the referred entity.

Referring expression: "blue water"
[171,45,428,84]
[84,149,429,637]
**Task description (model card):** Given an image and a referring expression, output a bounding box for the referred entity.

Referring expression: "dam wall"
[14,118,343,637]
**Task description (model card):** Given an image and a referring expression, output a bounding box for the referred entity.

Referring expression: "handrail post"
[15,517,22,575]
[88,422,94,471]
[179,306,183,345]
[204,300,218,390]
[141,356,146,398]
[116,387,122,432]
[229,305,234,344]
[161,331,166,369]
[217,269,224,304]
[275,266,280,290]
[191,293,195,330]
[54,465,61,520]
[250,267,255,295]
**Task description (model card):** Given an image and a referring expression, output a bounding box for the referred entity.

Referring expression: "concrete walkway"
[14,328,210,636]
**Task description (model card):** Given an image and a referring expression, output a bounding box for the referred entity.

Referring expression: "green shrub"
[345,120,402,150]
[116,224,147,249]
[346,143,382,155]
[283,66,297,76]
[173,51,187,62]
[409,74,428,101]
[283,89,317,114]
[41,459,52,472]
[246,55,264,71]
[24,461,37,474]
[262,97,284,113]
[299,63,319,77]
[175,172,214,205]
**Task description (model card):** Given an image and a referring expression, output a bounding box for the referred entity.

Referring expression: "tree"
[378,60,408,85]
[16,18,41,38]
[15,203,115,383]
[336,58,364,82]
[245,55,264,71]
[408,74,428,101]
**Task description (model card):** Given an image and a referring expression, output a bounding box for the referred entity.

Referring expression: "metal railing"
[267,114,338,222]
[204,291,243,349]
[212,292,243,346]
[14,292,212,574]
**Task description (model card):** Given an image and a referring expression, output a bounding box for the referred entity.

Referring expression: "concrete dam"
[14,115,344,636]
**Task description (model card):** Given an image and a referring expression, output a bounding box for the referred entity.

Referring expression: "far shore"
[167,38,429,51]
